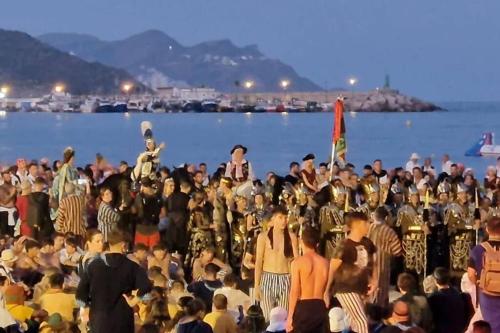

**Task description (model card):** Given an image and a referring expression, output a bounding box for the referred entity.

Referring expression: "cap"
[266,307,287,332]
[302,153,315,161]
[230,144,247,154]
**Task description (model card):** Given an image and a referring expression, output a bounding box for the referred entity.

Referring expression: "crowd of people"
[0,128,499,333]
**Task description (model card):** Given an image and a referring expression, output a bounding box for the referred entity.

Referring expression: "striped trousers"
[336,292,368,333]
[260,272,291,321]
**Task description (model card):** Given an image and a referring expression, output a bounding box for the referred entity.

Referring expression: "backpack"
[478,242,500,296]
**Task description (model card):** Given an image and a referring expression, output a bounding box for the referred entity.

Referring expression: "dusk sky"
[2,0,499,102]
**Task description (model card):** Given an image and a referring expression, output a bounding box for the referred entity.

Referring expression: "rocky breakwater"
[344,88,441,112]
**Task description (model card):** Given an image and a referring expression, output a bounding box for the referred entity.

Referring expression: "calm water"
[0,101,499,178]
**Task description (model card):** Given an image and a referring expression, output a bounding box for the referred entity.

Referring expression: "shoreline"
[0,88,441,113]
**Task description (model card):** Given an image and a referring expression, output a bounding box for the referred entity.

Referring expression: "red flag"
[332,99,347,160]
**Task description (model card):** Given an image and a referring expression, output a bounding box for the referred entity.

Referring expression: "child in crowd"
[168,280,192,305]
[128,243,149,269]
[59,237,81,272]
[192,248,231,281]
[52,233,65,253]
[148,244,171,277]
[38,239,60,269]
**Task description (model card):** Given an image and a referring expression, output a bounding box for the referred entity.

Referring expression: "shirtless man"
[255,206,298,321]
[287,227,329,333]
[191,248,232,281]
[147,244,171,277]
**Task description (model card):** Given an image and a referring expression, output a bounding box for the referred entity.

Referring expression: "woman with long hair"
[176,298,212,333]
[78,229,104,276]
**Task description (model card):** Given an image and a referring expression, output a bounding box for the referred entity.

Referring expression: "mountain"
[0,29,145,97]
[39,30,321,92]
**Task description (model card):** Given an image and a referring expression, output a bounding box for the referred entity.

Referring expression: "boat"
[201,99,219,113]
[113,102,128,113]
[182,101,203,112]
[465,132,500,157]
[127,100,142,113]
[95,101,114,113]
[80,98,98,113]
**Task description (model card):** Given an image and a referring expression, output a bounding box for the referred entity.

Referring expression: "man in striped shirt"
[55,183,86,237]
[97,187,121,242]
[368,206,403,307]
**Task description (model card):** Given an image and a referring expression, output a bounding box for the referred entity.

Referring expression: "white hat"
[329,307,349,332]
[464,168,474,176]
[410,153,420,160]
[266,307,287,332]
[0,250,17,263]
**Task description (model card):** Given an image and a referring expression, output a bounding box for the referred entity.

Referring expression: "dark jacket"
[27,192,53,238]
[187,279,223,311]
[76,253,152,333]
[428,287,470,333]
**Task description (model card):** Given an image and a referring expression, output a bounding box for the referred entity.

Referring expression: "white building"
[156,87,218,101]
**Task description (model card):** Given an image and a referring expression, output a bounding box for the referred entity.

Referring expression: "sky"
[1,0,500,102]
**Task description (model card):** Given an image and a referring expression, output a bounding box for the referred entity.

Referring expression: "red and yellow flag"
[332,99,347,161]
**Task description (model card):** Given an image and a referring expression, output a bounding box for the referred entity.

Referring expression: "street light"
[54,84,65,93]
[0,85,10,96]
[280,80,290,106]
[243,81,254,105]
[243,80,254,89]
[122,83,133,94]
[348,77,358,99]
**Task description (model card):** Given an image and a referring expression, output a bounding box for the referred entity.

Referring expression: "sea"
[0,101,498,179]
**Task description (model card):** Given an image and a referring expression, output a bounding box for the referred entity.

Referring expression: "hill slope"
[0,29,144,96]
[39,30,321,92]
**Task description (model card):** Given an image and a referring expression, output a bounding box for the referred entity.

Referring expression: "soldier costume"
[427,181,451,272]
[246,187,269,244]
[319,184,352,259]
[242,187,270,271]
[212,177,232,261]
[396,185,429,276]
[227,196,249,270]
[185,207,214,267]
[444,183,476,272]
[287,183,315,237]
[358,181,382,221]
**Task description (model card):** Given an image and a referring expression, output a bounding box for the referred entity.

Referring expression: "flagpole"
[329,141,336,182]
[329,97,338,182]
